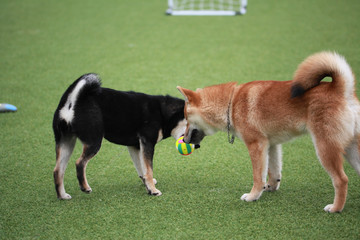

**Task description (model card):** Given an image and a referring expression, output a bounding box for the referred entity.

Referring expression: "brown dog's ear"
[177,86,194,103]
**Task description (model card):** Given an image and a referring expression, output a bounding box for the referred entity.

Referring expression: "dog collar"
[226,89,235,144]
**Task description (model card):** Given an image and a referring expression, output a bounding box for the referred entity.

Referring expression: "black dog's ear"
[161,96,185,120]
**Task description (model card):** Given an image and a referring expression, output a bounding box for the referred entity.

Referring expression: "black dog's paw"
[80,186,92,194]
[195,144,200,149]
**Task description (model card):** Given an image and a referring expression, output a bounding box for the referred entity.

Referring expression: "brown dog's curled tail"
[291,51,355,99]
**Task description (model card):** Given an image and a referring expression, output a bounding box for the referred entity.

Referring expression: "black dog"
[53,73,187,199]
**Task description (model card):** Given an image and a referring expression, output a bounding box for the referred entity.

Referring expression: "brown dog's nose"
[183,134,191,144]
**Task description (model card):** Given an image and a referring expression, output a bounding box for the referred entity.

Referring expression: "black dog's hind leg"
[54,135,76,200]
[76,142,101,194]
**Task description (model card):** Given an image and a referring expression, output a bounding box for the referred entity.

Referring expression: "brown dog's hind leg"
[344,138,360,176]
[315,140,348,213]
[76,143,101,194]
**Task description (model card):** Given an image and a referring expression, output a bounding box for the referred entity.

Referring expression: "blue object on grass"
[0,103,17,113]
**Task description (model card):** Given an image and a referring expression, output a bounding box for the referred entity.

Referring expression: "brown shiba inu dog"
[177,52,360,213]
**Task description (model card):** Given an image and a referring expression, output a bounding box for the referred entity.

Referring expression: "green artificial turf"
[1,0,360,239]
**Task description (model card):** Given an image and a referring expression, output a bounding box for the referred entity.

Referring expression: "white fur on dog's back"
[59,80,86,123]
[59,74,100,124]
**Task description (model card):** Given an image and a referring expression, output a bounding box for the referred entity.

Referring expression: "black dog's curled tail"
[53,73,102,142]
[77,73,102,97]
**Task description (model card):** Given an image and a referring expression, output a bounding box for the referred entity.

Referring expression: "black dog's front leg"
[139,138,162,196]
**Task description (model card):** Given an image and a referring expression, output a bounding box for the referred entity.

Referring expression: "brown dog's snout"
[183,125,191,143]
[183,128,205,146]
[183,130,200,149]
[183,133,191,144]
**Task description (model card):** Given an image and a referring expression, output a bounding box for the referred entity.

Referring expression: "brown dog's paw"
[324,204,342,213]
[265,179,281,192]
[148,189,162,196]
[265,184,280,192]
[241,193,260,202]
